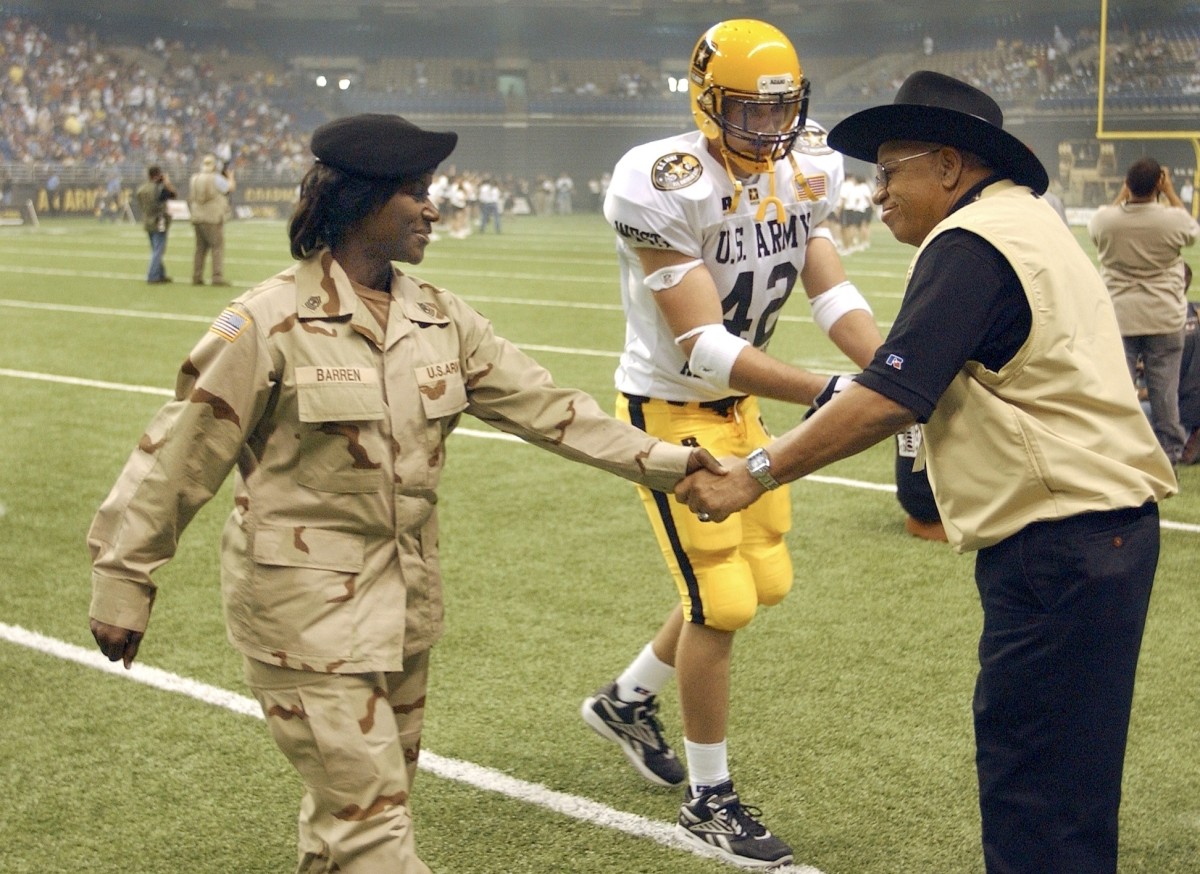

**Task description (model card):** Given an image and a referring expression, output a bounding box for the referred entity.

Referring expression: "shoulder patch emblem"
[209,307,251,342]
[652,153,703,191]
[795,120,833,156]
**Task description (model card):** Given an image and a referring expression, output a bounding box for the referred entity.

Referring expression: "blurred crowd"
[1,15,315,178]
[2,12,1197,176]
[831,24,1200,105]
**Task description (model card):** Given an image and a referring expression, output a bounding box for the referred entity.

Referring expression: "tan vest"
[188,171,227,224]
[914,181,1176,552]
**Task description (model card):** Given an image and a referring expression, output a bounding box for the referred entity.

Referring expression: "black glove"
[805,375,852,419]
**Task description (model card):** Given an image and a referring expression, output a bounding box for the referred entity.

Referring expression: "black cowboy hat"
[827,71,1049,194]
[311,114,457,181]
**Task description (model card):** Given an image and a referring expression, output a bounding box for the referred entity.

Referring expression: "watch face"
[747,449,778,489]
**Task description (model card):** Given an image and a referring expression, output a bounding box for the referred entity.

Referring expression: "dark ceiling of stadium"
[18,0,1173,34]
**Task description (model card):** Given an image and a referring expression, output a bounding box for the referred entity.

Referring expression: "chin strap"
[787,152,823,204]
[719,146,796,225]
[719,147,746,214]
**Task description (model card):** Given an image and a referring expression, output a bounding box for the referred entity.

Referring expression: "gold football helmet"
[689,19,810,176]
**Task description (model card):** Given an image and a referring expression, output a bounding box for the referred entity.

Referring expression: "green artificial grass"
[1,214,1196,873]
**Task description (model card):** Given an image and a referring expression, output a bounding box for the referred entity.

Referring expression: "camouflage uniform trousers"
[245,650,431,874]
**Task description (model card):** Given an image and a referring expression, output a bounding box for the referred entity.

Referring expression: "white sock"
[615,643,674,702]
[685,739,730,792]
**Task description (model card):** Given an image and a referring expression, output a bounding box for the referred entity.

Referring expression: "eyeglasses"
[874,148,940,189]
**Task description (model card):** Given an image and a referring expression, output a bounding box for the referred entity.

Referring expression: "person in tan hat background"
[188,153,235,286]
[1089,157,1199,465]
[88,113,722,873]
[675,71,1176,873]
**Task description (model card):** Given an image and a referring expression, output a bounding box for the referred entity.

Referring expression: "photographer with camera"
[188,153,236,286]
[1089,157,1200,464]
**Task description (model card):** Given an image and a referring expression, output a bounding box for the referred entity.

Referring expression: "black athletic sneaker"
[676,780,793,869]
[581,681,686,787]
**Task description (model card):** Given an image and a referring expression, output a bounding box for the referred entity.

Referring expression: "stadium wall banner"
[35,184,123,217]
[238,186,300,219]
[24,183,298,220]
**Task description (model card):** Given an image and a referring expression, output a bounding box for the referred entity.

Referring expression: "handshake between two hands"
[677,375,920,524]
[677,373,851,522]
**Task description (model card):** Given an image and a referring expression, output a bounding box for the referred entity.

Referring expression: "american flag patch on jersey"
[794,173,828,202]
[209,307,250,342]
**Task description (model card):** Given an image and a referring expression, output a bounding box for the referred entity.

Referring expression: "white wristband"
[681,324,750,390]
[809,280,872,335]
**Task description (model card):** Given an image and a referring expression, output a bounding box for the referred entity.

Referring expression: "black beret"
[310,113,458,180]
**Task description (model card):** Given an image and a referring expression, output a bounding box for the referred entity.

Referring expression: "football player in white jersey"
[581,19,882,869]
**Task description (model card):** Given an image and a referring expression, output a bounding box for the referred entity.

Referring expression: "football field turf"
[1,214,1197,873]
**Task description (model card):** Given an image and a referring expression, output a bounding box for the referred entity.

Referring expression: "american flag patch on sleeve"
[209,307,250,342]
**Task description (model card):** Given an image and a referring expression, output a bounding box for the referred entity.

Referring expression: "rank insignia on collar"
[304,295,322,311]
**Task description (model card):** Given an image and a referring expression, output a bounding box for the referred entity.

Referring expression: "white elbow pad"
[678,324,750,389]
[809,280,872,335]
[644,259,704,291]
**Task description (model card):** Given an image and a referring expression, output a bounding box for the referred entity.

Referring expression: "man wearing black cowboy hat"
[674,71,1177,873]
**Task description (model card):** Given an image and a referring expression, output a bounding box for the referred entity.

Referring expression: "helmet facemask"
[699,79,810,177]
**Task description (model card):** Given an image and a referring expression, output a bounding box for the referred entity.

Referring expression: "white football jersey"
[604,124,845,402]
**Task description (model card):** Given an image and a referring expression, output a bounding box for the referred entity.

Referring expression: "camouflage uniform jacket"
[89,251,692,672]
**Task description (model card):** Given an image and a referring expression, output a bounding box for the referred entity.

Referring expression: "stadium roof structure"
[20,0,1178,38]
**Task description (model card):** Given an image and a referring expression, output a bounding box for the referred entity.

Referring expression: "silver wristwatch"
[746,448,781,490]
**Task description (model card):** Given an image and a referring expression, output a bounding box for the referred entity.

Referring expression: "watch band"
[746,447,781,491]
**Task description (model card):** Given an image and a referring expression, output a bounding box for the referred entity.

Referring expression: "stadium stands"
[1,4,1196,208]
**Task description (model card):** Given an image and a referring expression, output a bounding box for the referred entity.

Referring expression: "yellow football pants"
[618,393,793,631]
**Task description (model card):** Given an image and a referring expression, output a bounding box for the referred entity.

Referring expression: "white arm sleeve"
[644,258,705,292]
[808,280,872,335]
[677,324,750,390]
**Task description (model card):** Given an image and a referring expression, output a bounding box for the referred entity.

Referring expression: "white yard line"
[0,621,825,874]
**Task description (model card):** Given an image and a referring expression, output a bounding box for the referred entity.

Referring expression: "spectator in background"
[1089,158,1200,464]
[1042,181,1069,224]
[135,164,175,284]
[478,176,502,233]
[840,173,874,252]
[554,171,574,214]
[188,154,235,286]
[1179,263,1200,463]
[44,171,60,215]
[534,176,554,215]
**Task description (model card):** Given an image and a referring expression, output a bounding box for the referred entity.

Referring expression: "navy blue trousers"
[973,502,1159,874]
